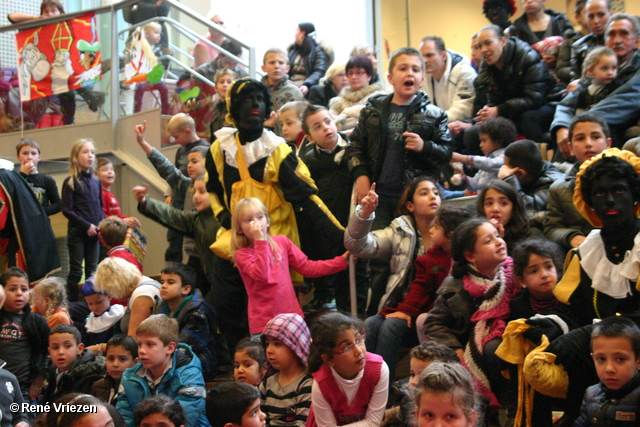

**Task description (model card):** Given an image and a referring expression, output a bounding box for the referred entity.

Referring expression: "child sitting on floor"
[91,334,138,405]
[260,313,312,425]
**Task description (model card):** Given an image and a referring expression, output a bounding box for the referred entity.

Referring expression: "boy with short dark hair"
[15,138,61,216]
[574,316,640,427]
[0,284,29,427]
[206,381,265,427]
[116,314,209,427]
[499,139,564,211]
[262,47,304,137]
[42,323,106,404]
[154,263,221,381]
[346,46,454,314]
[347,46,454,225]
[544,112,611,251]
[299,104,367,313]
[91,334,138,405]
[99,216,143,272]
[0,267,49,403]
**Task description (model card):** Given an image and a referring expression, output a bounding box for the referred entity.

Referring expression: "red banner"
[15,12,102,101]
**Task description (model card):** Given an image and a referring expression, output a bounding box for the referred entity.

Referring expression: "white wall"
[181,0,373,71]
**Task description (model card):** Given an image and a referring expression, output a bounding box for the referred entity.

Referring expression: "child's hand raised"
[134,121,147,143]
[359,183,378,219]
[134,121,154,155]
[403,131,424,152]
[132,184,150,206]
[264,111,278,128]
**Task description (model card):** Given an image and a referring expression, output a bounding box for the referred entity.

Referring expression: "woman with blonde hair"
[308,64,348,108]
[93,257,160,337]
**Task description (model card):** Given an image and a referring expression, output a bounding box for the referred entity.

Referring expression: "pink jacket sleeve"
[235,241,271,282]
[279,236,347,278]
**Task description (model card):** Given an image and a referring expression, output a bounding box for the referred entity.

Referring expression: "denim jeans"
[66,227,99,301]
[365,314,411,383]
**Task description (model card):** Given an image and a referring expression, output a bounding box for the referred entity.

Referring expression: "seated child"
[575,47,619,114]
[209,68,237,135]
[260,313,312,425]
[261,48,304,137]
[384,341,459,427]
[0,267,48,402]
[231,197,348,335]
[31,276,71,328]
[92,334,138,405]
[279,101,307,150]
[134,22,170,115]
[544,112,611,251]
[422,218,518,410]
[15,138,60,216]
[413,362,479,427]
[0,361,28,427]
[368,205,472,382]
[300,104,367,313]
[575,317,640,427]
[509,238,562,320]
[41,393,125,427]
[307,312,389,426]
[154,263,221,381]
[206,381,266,427]
[476,180,533,250]
[234,338,267,387]
[498,139,564,211]
[81,277,125,352]
[134,395,186,427]
[99,216,143,272]
[450,117,517,193]
[116,314,209,427]
[42,324,106,404]
[0,285,29,427]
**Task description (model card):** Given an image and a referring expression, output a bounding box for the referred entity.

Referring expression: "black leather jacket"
[346,91,453,183]
[287,43,329,88]
[473,37,556,119]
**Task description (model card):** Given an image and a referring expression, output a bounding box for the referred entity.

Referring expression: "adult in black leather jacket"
[463,26,556,154]
[287,23,329,95]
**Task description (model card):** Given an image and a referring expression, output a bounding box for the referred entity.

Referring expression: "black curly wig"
[227,78,273,126]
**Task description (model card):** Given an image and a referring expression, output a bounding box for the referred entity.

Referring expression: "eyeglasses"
[333,334,366,354]
[346,70,367,78]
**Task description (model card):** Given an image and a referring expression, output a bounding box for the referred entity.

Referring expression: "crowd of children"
[5,7,640,427]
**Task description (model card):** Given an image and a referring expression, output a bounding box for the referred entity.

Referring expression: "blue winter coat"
[116,343,210,427]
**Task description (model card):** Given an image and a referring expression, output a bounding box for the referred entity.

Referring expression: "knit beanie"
[298,22,316,37]
[261,313,311,366]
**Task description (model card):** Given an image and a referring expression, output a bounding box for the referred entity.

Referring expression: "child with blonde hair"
[209,68,237,135]
[413,362,479,427]
[61,139,103,301]
[32,277,71,328]
[575,47,619,114]
[231,197,348,336]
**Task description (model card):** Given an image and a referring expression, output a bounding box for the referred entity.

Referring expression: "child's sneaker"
[303,298,336,313]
